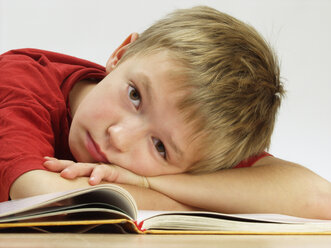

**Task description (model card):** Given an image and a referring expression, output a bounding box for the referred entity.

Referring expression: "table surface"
[0,234,331,248]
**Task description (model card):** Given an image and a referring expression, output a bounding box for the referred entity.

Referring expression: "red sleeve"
[0,49,105,202]
[0,79,55,202]
[234,152,271,169]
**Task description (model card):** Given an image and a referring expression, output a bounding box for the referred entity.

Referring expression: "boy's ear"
[106,32,139,74]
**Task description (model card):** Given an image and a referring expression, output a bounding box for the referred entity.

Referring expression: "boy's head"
[117,6,284,173]
[70,6,284,176]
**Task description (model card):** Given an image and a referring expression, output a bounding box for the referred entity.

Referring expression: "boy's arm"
[147,156,331,219]
[42,156,331,219]
[9,170,196,211]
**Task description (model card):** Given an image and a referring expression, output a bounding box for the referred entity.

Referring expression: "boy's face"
[69,51,199,176]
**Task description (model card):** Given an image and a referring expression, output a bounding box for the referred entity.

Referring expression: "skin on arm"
[147,156,331,219]
[44,156,331,219]
[9,169,197,211]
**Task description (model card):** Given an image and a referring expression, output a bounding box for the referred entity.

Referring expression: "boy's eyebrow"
[137,72,184,162]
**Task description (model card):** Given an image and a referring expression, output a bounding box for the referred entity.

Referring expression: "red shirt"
[0,48,106,202]
[234,152,270,168]
[0,48,270,202]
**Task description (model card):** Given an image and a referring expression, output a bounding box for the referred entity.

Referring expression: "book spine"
[134,220,146,232]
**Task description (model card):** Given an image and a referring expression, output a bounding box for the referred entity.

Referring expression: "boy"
[1,6,330,219]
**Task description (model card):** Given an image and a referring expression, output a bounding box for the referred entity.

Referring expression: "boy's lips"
[86,132,109,163]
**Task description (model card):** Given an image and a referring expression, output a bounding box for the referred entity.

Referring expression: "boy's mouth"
[86,132,109,163]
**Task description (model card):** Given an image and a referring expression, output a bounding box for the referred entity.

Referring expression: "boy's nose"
[107,119,147,152]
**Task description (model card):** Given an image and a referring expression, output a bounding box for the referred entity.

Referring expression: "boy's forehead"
[126,50,187,79]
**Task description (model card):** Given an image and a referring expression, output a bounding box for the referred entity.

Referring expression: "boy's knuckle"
[100,164,108,170]
[105,166,119,182]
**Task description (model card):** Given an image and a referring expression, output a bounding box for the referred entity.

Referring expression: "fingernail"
[89,177,96,186]
[44,156,55,160]
[43,160,54,165]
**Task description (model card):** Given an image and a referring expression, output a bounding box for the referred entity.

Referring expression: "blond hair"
[121,6,284,173]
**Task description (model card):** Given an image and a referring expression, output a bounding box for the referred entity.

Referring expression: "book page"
[137,210,167,223]
[139,210,331,224]
[0,190,76,217]
[138,211,331,233]
[0,185,137,221]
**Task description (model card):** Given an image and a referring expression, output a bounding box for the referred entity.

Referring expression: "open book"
[0,184,330,234]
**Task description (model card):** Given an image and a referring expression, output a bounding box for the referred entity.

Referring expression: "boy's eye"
[128,85,141,108]
[152,137,166,159]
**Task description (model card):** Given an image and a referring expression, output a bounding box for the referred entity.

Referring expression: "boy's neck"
[69,79,97,117]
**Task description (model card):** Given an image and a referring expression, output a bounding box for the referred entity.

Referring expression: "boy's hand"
[43,157,149,188]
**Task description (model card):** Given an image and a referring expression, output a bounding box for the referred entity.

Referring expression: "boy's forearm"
[148,157,331,219]
[9,170,195,211]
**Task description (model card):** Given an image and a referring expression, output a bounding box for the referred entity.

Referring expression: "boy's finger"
[44,156,56,160]
[89,166,109,185]
[43,160,73,171]
[103,165,120,183]
[44,157,74,164]
[43,157,76,171]
[88,174,102,186]
[60,163,95,179]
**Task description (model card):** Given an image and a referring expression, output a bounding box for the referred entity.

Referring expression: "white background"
[1,0,330,181]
